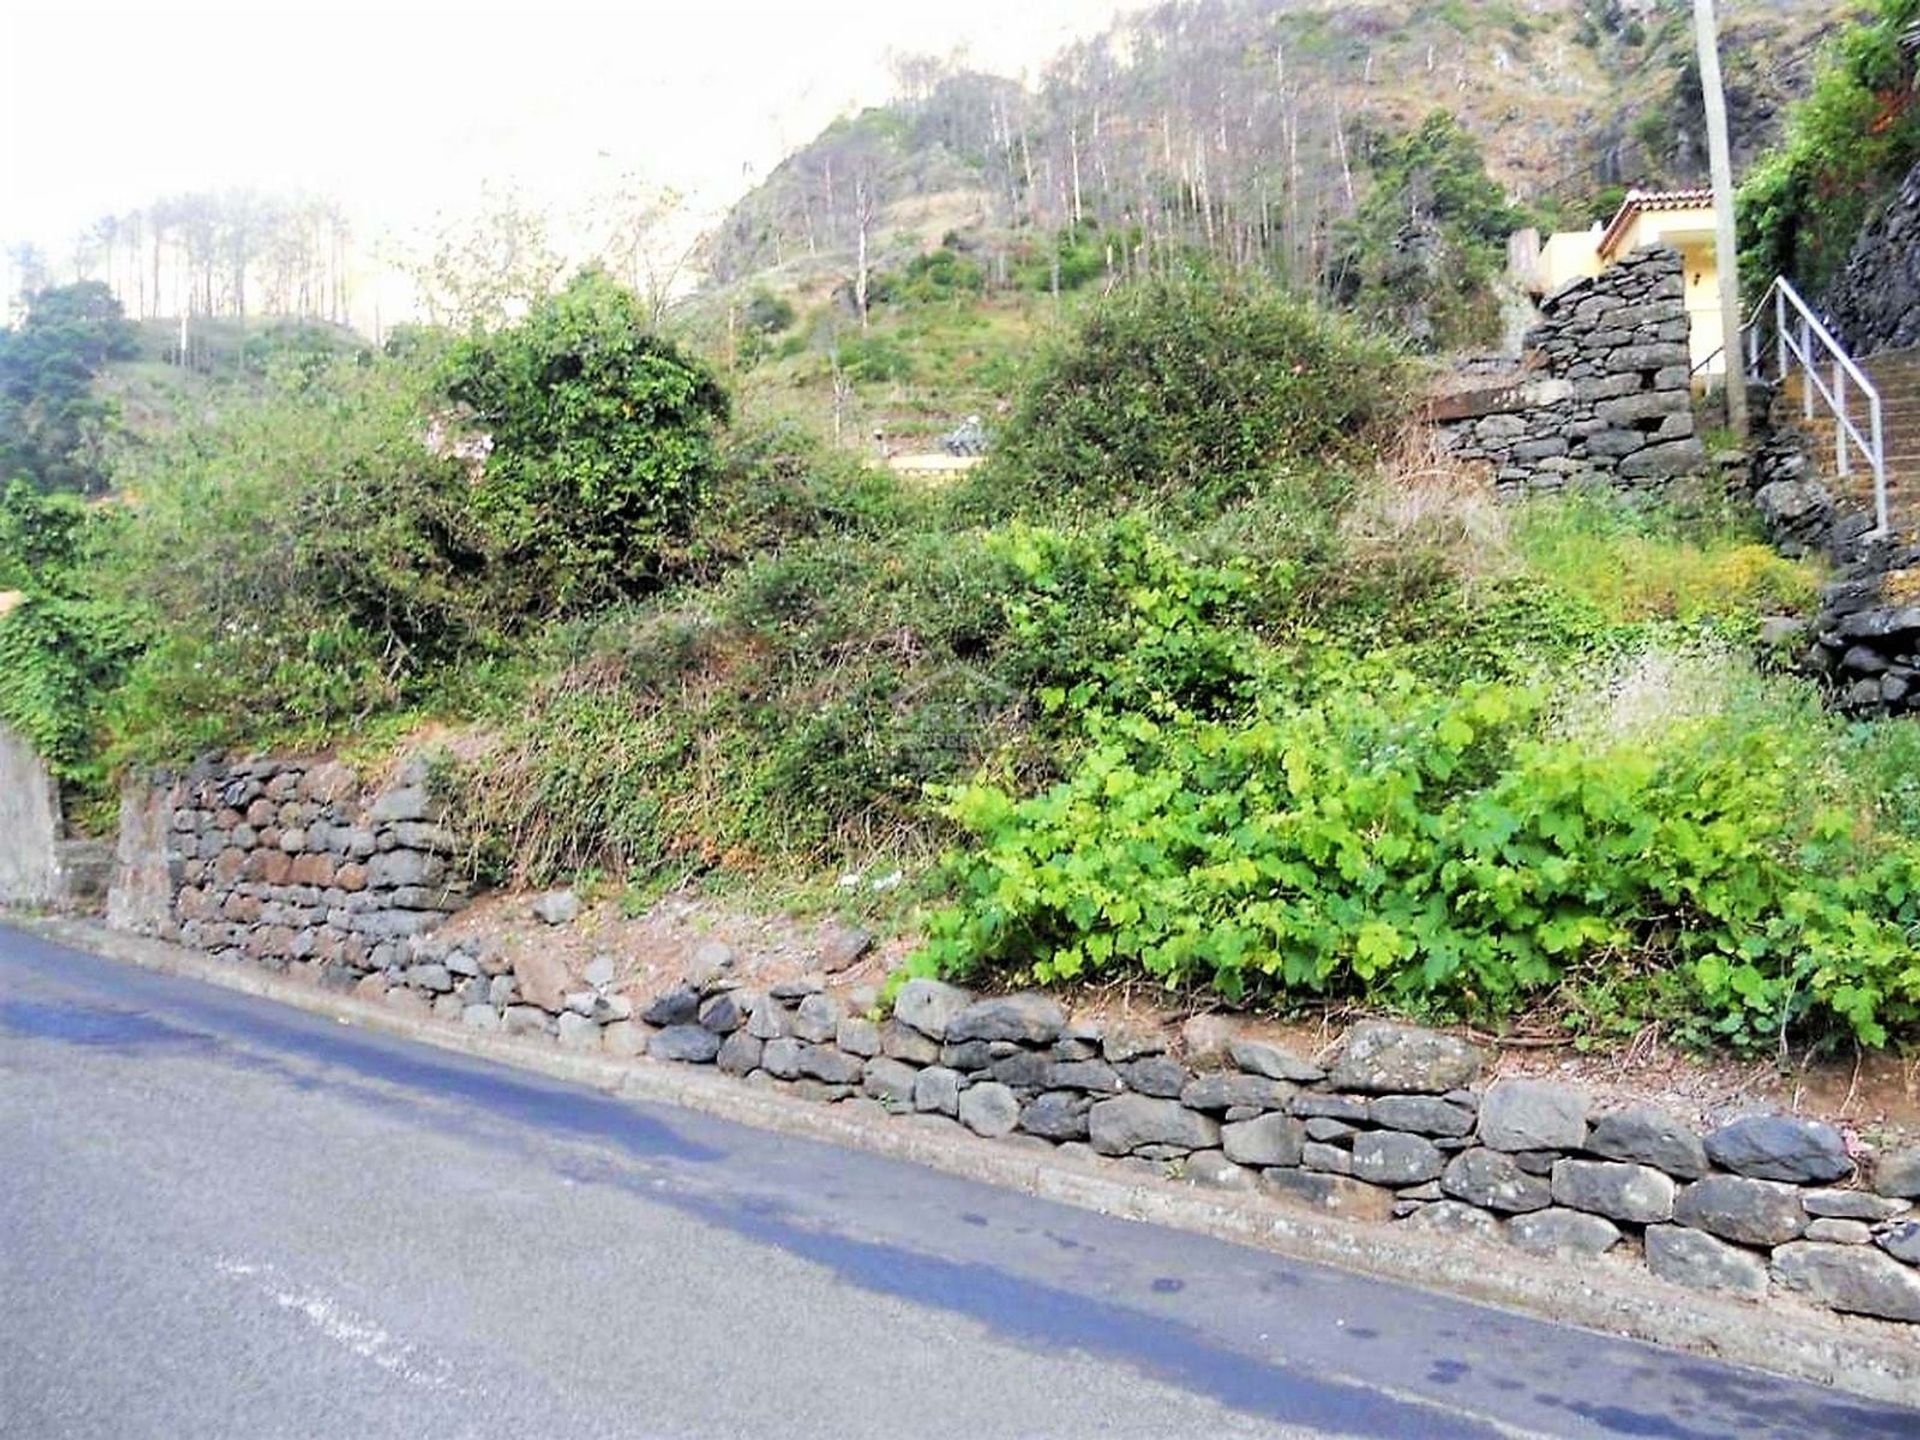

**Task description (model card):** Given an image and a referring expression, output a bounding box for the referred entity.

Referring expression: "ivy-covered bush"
[0,483,143,810]
[443,268,730,615]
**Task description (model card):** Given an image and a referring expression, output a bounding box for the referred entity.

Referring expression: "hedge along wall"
[1432,246,1705,494]
[112,754,469,974]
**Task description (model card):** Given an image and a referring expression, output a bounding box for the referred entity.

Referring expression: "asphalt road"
[2,924,1916,1440]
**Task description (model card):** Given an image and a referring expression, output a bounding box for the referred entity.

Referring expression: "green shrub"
[914,667,1920,1050]
[835,334,914,384]
[983,272,1404,512]
[0,483,144,806]
[443,268,730,614]
[106,354,493,757]
[1738,0,1920,294]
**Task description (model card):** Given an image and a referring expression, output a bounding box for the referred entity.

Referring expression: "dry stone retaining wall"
[360,927,1920,1330]
[106,760,1920,1331]
[117,754,470,973]
[1436,246,1704,495]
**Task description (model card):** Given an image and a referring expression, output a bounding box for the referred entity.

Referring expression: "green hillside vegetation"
[5,0,1918,1059]
[9,251,1918,1059]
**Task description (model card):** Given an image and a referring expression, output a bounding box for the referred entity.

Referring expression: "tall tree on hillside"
[0,282,140,494]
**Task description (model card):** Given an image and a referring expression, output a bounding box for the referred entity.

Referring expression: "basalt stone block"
[642,984,702,1028]
[1644,1225,1769,1299]
[1101,1026,1166,1063]
[913,1065,963,1118]
[1506,1208,1621,1258]
[556,1011,599,1049]
[1117,1056,1188,1098]
[1550,1159,1675,1224]
[959,1082,1021,1138]
[892,978,974,1040]
[1477,1079,1589,1152]
[1801,1189,1908,1222]
[1617,437,1704,480]
[1704,1115,1853,1184]
[1044,1059,1123,1094]
[1089,1095,1219,1156]
[1229,1038,1325,1083]
[1019,1090,1091,1141]
[716,1030,763,1076]
[862,1057,920,1109]
[1586,1104,1707,1180]
[1441,1149,1552,1214]
[1302,1142,1352,1175]
[759,1037,805,1080]
[796,1043,864,1086]
[1221,1113,1306,1168]
[1367,1095,1475,1138]
[946,994,1067,1046]
[649,1025,721,1064]
[791,993,844,1044]
[1879,1220,1920,1265]
[940,1039,995,1072]
[1673,1175,1808,1247]
[1179,1073,1295,1113]
[1184,1150,1256,1191]
[1352,1131,1444,1186]
[1771,1242,1920,1322]
[1180,1015,1240,1069]
[989,1050,1052,1089]
[1874,1147,1920,1199]
[880,1020,941,1066]
[1805,1218,1874,1246]
[835,1016,882,1057]
[1400,1200,1502,1241]
[1290,1094,1371,1124]
[1330,1023,1480,1094]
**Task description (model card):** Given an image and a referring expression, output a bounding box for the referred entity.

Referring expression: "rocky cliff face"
[1823,160,1920,357]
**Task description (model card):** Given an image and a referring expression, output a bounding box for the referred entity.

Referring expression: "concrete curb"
[17,913,1920,1407]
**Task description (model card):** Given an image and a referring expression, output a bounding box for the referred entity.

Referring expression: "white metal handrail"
[1744,275,1888,538]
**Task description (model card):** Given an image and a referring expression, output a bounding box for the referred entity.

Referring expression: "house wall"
[0,725,64,907]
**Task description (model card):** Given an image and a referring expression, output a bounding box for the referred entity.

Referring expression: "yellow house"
[1533,189,1726,379]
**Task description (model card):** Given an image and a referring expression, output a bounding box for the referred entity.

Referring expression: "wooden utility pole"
[1694,0,1749,439]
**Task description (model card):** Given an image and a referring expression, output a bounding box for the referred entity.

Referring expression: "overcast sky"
[0,0,1145,263]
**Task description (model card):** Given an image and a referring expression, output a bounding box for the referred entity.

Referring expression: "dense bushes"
[916,656,1920,1052]
[0,282,140,495]
[1738,0,1920,295]
[0,484,143,809]
[96,270,734,759]
[444,269,730,614]
[1327,112,1518,352]
[106,355,492,755]
[984,271,1404,511]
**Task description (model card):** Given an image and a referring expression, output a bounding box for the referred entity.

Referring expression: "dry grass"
[1338,427,1516,589]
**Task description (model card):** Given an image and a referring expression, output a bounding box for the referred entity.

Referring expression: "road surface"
[1,923,1914,1439]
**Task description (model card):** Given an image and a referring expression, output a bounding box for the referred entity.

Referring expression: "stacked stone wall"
[1823,159,1920,358]
[104,763,1920,1333]
[123,754,470,973]
[1746,416,1920,717]
[1437,246,1704,495]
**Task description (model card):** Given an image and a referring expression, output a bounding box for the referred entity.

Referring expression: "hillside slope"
[704,0,1862,292]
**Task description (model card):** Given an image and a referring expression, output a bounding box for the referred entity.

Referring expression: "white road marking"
[216,1258,453,1391]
